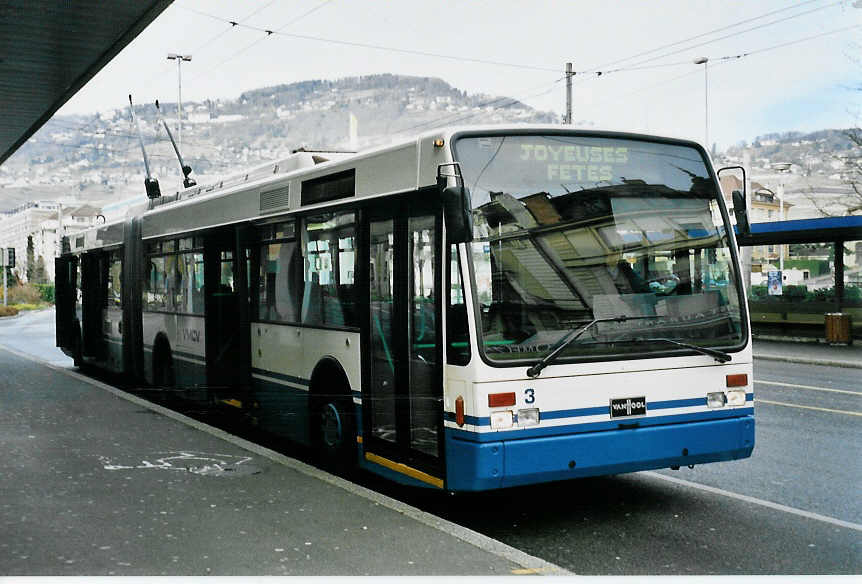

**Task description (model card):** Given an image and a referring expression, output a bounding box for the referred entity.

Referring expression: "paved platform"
[0,347,564,576]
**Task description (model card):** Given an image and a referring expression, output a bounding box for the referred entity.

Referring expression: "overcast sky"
[58,0,861,150]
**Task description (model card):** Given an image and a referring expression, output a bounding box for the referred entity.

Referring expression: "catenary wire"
[584,0,829,71]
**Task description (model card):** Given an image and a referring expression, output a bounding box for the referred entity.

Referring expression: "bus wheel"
[312,392,356,475]
[154,344,176,393]
[72,323,83,368]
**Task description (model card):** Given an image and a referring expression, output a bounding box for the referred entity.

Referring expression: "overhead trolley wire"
[585,0,829,71]
[26,0,854,170]
[597,0,846,74]
[183,7,563,74]
[132,0,282,93]
[185,0,335,82]
[39,1,286,143]
[188,0,279,56]
[587,23,861,109]
[176,0,847,81]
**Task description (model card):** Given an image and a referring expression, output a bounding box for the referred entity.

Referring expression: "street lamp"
[772,162,792,274]
[166,53,192,151]
[693,56,708,151]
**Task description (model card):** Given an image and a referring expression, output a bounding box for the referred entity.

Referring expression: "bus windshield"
[453,134,745,364]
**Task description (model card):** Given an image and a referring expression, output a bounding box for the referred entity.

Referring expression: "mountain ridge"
[0,73,857,215]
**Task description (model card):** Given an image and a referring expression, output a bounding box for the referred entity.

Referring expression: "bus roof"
[66,124,707,251]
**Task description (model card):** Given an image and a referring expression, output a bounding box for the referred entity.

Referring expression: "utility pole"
[564,62,573,124]
[167,53,192,151]
[772,162,791,276]
[693,57,709,149]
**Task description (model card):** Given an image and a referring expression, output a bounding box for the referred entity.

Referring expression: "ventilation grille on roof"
[259,185,290,213]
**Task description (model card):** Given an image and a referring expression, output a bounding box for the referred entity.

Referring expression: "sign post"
[767,270,783,296]
[1,246,7,307]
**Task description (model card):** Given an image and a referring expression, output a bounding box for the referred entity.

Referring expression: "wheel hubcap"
[321,403,342,448]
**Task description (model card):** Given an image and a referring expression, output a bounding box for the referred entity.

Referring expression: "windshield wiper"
[526,315,659,378]
[629,337,732,363]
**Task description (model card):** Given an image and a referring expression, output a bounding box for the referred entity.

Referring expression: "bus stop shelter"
[737,215,862,341]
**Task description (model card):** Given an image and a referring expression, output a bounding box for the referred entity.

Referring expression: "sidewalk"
[752,338,862,369]
[0,346,566,576]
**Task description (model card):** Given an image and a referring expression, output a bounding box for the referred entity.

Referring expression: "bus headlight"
[726,389,746,406]
[518,408,540,426]
[707,392,727,408]
[490,410,513,429]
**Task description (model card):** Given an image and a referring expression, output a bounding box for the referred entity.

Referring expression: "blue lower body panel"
[445,415,754,491]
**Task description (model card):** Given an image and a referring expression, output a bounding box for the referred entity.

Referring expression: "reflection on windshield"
[454,134,744,363]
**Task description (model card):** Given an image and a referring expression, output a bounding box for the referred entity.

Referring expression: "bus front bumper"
[445,415,754,492]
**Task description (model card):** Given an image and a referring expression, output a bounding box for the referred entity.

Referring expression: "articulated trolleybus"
[56,126,754,491]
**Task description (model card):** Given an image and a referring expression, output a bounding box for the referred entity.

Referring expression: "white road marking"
[755,379,861,396]
[644,472,862,532]
[756,398,862,416]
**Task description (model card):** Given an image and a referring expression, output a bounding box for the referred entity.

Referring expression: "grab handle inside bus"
[437,163,473,244]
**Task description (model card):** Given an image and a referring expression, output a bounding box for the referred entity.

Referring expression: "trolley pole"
[564,62,573,124]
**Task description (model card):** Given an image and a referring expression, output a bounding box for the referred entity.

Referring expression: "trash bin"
[824,313,852,345]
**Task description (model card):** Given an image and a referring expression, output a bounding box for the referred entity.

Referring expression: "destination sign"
[519,144,629,182]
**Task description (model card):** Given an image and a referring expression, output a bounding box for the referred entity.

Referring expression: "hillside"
[719,129,857,181]
[2,75,857,217]
[0,74,556,212]
[716,128,860,217]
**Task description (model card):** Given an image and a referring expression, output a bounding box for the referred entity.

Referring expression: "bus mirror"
[441,185,473,244]
[438,163,473,244]
[732,190,750,236]
[717,165,749,240]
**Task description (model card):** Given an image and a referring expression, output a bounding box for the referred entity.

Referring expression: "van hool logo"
[182,328,201,343]
[610,397,647,418]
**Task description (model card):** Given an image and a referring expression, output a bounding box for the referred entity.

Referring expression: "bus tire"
[71,322,83,368]
[153,340,176,393]
[310,369,356,474]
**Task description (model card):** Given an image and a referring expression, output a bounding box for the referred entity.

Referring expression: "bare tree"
[841,126,861,214]
[803,39,861,217]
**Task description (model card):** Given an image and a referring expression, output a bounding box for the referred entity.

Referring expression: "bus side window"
[258,240,301,323]
[107,251,122,308]
[302,211,357,328]
[145,256,166,311]
[447,244,470,365]
[177,251,205,315]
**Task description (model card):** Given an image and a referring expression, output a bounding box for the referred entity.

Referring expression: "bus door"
[203,227,242,393]
[362,196,444,484]
[80,251,107,359]
[54,255,76,350]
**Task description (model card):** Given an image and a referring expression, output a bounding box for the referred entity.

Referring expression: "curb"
[753,353,862,369]
[754,334,859,345]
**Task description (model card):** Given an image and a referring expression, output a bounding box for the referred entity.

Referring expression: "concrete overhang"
[0,0,173,166]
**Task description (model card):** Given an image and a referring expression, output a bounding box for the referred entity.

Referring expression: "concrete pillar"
[835,239,844,311]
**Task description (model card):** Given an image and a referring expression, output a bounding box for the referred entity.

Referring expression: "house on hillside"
[719,175,793,273]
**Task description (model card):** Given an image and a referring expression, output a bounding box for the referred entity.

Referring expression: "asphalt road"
[2,309,860,575]
[0,308,71,366]
[389,356,861,575]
